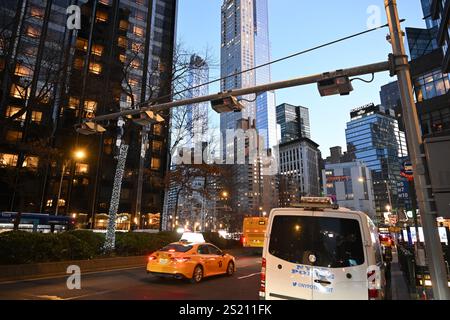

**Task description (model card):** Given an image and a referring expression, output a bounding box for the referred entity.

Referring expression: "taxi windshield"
[160,244,193,253]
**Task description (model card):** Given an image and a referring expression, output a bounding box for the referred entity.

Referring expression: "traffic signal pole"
[385,0,450,300]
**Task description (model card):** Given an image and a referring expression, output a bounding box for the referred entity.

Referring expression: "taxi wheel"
[190,265,203,284]
[226,261,235,276]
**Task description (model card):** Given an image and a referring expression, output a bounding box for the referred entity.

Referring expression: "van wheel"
[190,265,203,284]
[226,261,235,276]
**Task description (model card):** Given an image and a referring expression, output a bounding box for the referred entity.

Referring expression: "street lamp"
[55,149,86,216]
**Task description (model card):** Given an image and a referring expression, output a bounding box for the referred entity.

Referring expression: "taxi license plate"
[159,259,168,265]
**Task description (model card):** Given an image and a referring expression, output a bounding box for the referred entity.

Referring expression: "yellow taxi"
[146,242,236,283]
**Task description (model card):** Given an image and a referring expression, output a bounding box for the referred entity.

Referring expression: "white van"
[260,197,386,300]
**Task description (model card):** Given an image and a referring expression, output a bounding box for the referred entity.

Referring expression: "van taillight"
[367,270,379,300]
[259,258,266,299]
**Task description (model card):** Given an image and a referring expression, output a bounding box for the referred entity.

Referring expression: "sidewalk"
[388,250,416,300]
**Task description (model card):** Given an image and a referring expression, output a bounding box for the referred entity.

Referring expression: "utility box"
[318,76,354,97]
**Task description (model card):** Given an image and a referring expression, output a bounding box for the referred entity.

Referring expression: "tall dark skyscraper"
[276,103,311,144]
[380,81,401,111]
[0,0,177,229]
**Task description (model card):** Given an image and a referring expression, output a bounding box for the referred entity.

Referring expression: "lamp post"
[55,149,86,216]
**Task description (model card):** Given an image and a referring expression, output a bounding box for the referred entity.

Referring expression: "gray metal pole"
[385,0,450,300]
[92,61,390,122]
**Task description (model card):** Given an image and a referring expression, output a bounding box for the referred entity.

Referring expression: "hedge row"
[0,230,240,265]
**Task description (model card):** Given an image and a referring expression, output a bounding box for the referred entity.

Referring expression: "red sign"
[326,176,350,183]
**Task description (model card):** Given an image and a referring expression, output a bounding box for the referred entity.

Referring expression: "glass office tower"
[346,104,406,218]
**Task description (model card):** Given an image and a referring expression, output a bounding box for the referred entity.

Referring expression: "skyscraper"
[0,0,177,230]
[220,0,278,216]
[346,103,407,219]
[186,54,209,147]
[276,103,311,143]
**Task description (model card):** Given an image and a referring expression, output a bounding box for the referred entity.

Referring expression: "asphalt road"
[0,254,262,300]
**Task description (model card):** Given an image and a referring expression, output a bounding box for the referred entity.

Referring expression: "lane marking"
[238,272,261,280]
[0,266,144,285]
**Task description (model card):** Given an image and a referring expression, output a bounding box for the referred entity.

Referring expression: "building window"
[75,163,89,174]
[68,97,80,109]
[151,157,161,170]
[118,36,128,48]
[0,153,18,167]
[84,100,97,113]
[153,124,163,136]
[119,20,129,31]
[14,64,32,77]
[119,54,126,63]
[414,69,450,102]
[132,42,142,53]
[5,130,23,143]
[25,25,40,38]
[96,11,108,23]
[89,62,102,75]
[30,6,45,18]
[6,106,26,121]
[135,10,146,21]
[76,38,88,51]
[23,156,39,170]
[92,44,104,56]
[131,59,140,69]
[73,58,84,70]
[10,84,29,99]
[31,111,42,123]
[152,140,163,153]
[133,26,144,37]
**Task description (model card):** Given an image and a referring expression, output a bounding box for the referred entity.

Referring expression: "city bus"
[242,216,268,248]
[0,212,75,233]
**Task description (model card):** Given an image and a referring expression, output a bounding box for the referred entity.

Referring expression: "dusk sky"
[177,0,425,156]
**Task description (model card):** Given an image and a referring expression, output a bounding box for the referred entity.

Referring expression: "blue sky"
[176,0,426,156]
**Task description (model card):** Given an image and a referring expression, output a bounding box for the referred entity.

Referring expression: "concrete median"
[0,256,147,283]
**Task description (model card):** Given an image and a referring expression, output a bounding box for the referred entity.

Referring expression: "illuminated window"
[31,111,42,123]
[5,130,23,143]
[119,54,126,63]
[73,57,84,70]
[84,100,97,113]
[0,153,18,167]
[131,59,140,69]
[132,42,141,52]
[14,64,32,77]
[76,38,88,51]
[25,25,40,38]
[89,62,102,74]
[46,199,53,207]
[6,106,26,121]
[10,84,29,99]
[153,124,163,136]
[92,44,104,56]
[118,36,128,48]
[68,97,80,109]
[152,140,163,153]
[133,26,144,37]
[75,163,89,174]
[30,6,44,18]
[129,78,139,87]
[119,20,129,31]
[151,157,161,170]
[99,0,111,4]
[96,11,108,22]
[23,156,39,169]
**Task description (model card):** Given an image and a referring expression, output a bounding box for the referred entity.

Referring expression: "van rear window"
[269,216,365,268]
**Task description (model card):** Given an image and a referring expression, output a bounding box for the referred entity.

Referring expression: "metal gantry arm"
[88,60,391,123]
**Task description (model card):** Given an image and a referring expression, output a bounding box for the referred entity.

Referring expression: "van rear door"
[311,211,368,300]
[265,212,315,300]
